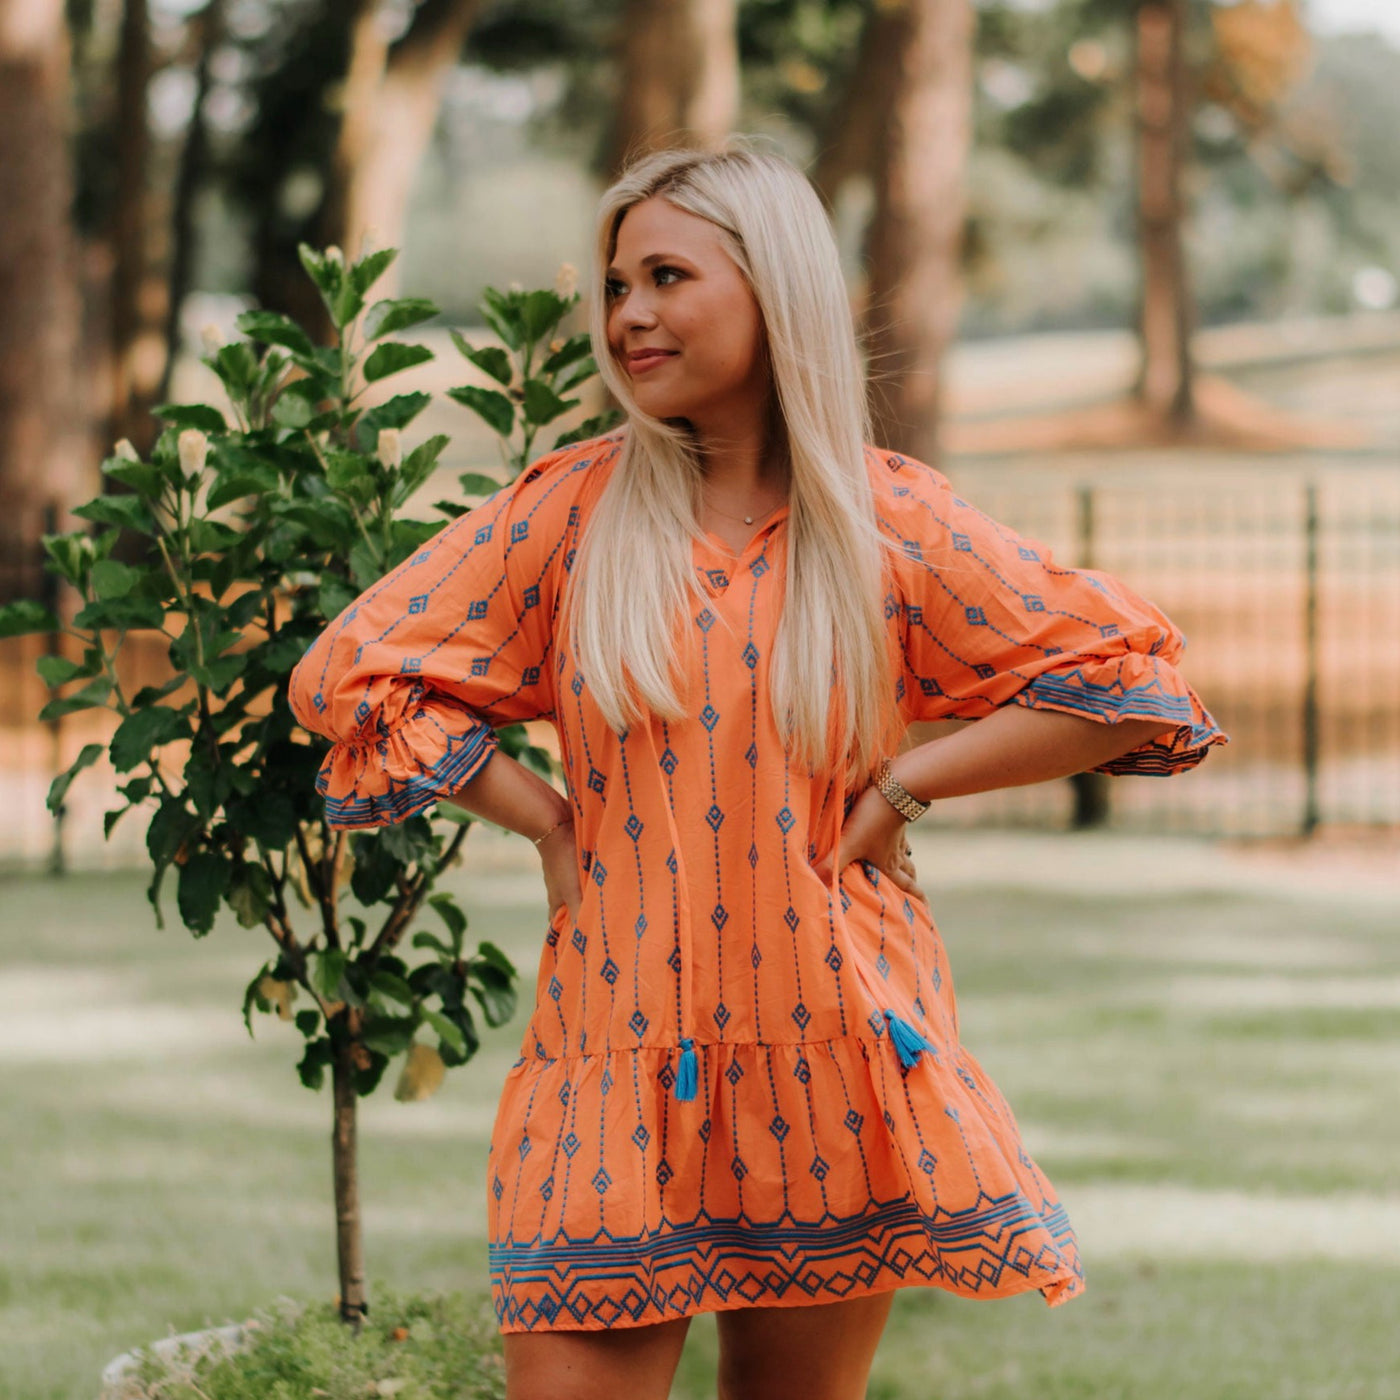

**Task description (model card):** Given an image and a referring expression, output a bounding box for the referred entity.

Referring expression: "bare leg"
[503,1314,692,1400]
[715,1290,898,1400]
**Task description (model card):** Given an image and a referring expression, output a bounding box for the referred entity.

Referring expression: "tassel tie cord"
[883,1007,938,1070]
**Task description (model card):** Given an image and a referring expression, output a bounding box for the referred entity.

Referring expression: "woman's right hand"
[537,814,583,926]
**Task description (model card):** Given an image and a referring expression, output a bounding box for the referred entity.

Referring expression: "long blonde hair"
[565,142,904,783]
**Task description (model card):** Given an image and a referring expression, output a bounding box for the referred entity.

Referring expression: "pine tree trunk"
[331,1020,368,1327]
[1134,0,1195,421]
[862,0,974,468]
[607,0,737,172]
[339,0,481,295]
[0,0,88,598]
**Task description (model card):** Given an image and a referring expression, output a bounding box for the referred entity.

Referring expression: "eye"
[653,265,683,285]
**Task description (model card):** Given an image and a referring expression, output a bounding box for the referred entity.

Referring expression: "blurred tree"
[863,0,975,466]
[0,0,89,598]
[1134,0,1194,421]
[605,0,739,171]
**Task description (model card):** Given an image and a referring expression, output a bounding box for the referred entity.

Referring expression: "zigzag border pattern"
[490,1190,1081,1330]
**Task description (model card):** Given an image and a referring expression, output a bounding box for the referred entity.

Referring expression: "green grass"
[1,837,1398,1399]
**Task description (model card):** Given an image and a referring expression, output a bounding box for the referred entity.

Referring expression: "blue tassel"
[674,1037,698,1101]
[883,1009,937,1070]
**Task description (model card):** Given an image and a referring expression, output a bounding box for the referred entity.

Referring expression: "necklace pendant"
[743,515,753,524]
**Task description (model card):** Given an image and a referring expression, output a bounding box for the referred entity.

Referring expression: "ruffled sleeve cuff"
[1013,650,1229,777]
[313,682,499,830]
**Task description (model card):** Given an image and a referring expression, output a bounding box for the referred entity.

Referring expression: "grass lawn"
[1,830,1397,1399]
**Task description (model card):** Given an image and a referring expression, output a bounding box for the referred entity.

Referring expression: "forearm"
[444,746,572,842]
[892,705,1177,803]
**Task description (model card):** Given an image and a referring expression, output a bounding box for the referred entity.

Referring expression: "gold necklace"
[701,486,788,526]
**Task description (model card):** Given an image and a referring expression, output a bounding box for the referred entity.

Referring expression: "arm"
[892,707,1178,803]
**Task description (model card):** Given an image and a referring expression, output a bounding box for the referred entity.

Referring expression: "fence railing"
[920,453,1400,838]
[2,453,1397,868]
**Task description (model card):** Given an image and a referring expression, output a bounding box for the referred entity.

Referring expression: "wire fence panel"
[916,455,1400,838]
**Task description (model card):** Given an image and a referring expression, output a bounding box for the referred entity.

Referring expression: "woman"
[289,144,1226,1400]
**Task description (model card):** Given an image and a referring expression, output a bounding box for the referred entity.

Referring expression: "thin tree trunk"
[332,1020,368,1327]
[156,0,224,406]
[607,0,737,173]
[108,0,155,452]
[862,0,974,468]
[0,0,88,597]
[811,5,904,213]
[1134,0,1195,421]
[339,0,481,295]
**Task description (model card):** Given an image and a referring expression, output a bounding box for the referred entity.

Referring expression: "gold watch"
[873,757,930,822]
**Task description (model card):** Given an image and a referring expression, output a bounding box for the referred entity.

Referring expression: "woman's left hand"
[811,780,929,906]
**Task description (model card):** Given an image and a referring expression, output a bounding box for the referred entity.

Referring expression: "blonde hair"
[565,142,904,783]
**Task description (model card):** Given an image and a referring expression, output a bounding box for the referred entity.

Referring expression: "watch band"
[873,757,930,822]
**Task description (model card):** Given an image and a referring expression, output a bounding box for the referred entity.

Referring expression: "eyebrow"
[604,252,691,278]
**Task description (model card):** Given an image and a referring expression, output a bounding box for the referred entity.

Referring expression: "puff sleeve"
[288,442,595,828]
[882,452,1227,776]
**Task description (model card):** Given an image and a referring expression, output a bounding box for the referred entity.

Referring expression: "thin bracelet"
[532,814,573,847]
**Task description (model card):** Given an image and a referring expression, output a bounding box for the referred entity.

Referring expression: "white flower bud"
[555,262,578,299]
[324,245,344,266]
[200,323,224,356]
[507,280,523,293]
[376,427,402,469]
[178,428,209,476]
[113,438,140,462]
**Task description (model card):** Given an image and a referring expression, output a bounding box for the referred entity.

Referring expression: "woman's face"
[604,196,769,435]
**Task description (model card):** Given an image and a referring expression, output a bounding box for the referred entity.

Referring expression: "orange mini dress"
[288,431,1226,1333]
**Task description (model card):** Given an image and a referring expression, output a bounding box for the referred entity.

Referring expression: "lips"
[627,349,678,369]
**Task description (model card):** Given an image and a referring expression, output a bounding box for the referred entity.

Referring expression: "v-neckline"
[695,502,791,563]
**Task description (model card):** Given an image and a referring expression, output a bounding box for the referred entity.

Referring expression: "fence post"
[1301,480,1320,837]
[1071,481,1111,829]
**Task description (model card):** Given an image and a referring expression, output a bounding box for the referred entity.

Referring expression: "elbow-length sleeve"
[288,442,592,828]
[880,452,1228,776]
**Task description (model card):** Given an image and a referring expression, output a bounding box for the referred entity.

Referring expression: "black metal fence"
[920,454,1400,838]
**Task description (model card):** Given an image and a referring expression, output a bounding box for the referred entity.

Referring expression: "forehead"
[609,197,730,268]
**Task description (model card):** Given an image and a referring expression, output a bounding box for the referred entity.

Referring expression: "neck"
[687,400,789,496]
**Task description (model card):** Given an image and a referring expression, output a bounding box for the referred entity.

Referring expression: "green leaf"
[151,403,226,433]
[552,410,623,451]
[147,800,198,870]
[540,333,593,376]
[521,378,576,427]
[349,248,397,297]
[348,539,382,591]
[410,930,452,956]
[363,342,434,383]
[102,456,165,497]
[234,310,316,361]
[73,493,156,534]
[312,949,348,1002]
[71,596,165,631]
[433,501,471,520]
[109,705,189,773]
[177,849,229,936]
[394,434,450,506]
[227,861,274,927]
[520,289,568,343]
[317,571,358,622]
[271,390,314,429]
[297,1036,333,1090]
[36,654,88,687]
[456,471,503,498]
[446,385,514,436]
[41,532,93,588]
[478,288,522,350]
[46,743,104,814]
[450,331,513,387]
[90,559,142,600]
[0,600,60,638]
[364,297,439,340]
[422,1007,467,1058]
[298,244,339,298]
[370,969,416,1010]
[295,1008,320,1037]
[360,1014,417,1057]
[429,892,467,951]
[360,392,431,435]
[37,678,112,722]
[325,451,377,506]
